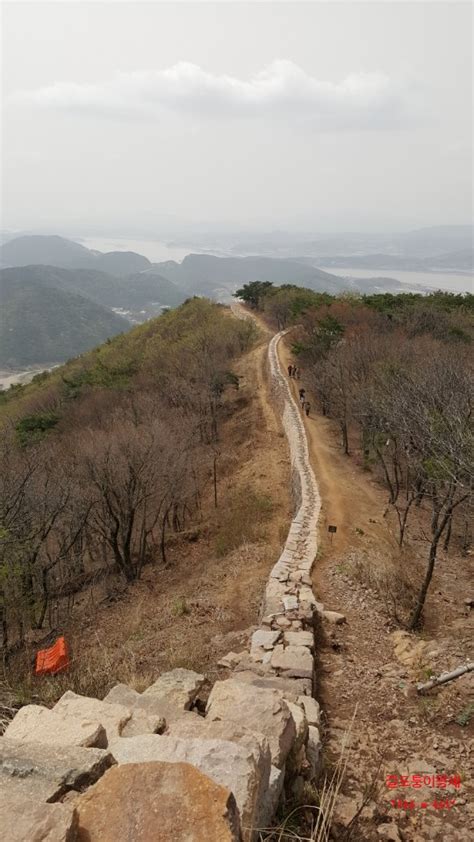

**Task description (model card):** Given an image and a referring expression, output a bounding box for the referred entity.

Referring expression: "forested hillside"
[0,276,129,366]
[0,299,257,676]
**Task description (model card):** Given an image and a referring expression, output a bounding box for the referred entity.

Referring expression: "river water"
[319,267,473,294]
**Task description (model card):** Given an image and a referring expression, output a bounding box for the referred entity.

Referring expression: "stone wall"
[0,326,325,842]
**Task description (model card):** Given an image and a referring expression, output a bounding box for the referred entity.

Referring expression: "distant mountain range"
[2,231,471,370]
[0,234,151,275]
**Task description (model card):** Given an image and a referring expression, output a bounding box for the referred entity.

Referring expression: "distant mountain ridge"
[0,273,128,367]
[1,265,186,312]
[0,235,152,275]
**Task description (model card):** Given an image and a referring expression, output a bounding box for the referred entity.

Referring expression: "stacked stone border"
[0,321,326,842]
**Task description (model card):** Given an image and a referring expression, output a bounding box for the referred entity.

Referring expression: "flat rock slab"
[206,678,296,769]
[0,738,115,801]
[250,630,281,651]
[108,734,262,838]
[271,645,314,680]
[142,669,205,710]
[4,705,106,749]
[283,631,314,649]
[0,788,77,842]
[75,762,241,842]
[54,692,131,745]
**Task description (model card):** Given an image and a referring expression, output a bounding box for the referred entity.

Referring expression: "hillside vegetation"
[0,299,257,678]
[237,283,473,628]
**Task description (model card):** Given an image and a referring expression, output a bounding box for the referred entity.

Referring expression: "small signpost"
[328,524,337,543]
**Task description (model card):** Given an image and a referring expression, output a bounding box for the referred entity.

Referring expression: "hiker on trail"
[290,365,296,378]
[299,387,305,400]
[287,364,293,377]
[295,367,301,379]
[299,394,305,408]
[305,401,310,417]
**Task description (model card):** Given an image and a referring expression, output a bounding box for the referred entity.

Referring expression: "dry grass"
[256,712,357,842]
[1,632,156,720]
[214,484,274,557]
[347,549,418,625]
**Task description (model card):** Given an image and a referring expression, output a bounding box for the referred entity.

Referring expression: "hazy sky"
[2,1,473,235]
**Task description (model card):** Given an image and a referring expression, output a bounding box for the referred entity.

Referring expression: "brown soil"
[278,335,473,842]
[12,321,292,707]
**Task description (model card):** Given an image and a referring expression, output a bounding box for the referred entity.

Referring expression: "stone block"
[108,734,264,840]
[4,705,106,749]
[232,670,312,698]
[250,630,281,652]
[54,691,131,745]
[75,762,242,841]
[298,696,321,728]
[104,684,176,737]
[256,765,285,830]
[285,702,308,755]
[0,785,78,842]
[271,645,314,679]
[307,725,322,779]
[103,684,139,707]
[283,631,314,649]
[121,709,166,737]
[206,678,296,768]
[0,737,115,801]
[282,595,298,611]
[142,668,204,710]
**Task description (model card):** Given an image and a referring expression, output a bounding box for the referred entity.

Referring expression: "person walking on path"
[305,401,310,417]
[287,364,293,377]
[299,387,306,401]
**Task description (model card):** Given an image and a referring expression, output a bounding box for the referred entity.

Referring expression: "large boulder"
[0,738,114,801]
[3,705,106,749]
[163,715,272,830]
[205,678,296,768]
[75,761,241,841]
[108,734,265,840]
[53,692,131,745]
[142,669,205,710]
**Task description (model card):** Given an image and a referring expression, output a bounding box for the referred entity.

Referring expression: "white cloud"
[9,61,412,129]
